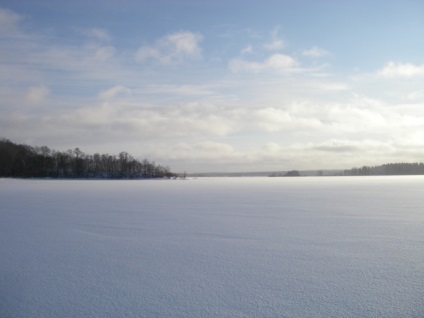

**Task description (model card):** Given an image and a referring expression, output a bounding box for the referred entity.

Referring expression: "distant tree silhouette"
[343,163,424,176]
[0,138,176,179]
[285,170,300,177]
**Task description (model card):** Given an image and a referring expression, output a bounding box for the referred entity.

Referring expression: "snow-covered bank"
[1,177,423,317]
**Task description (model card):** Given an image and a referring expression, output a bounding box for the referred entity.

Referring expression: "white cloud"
[98,85,131,99]
[26,85,49,104]
[266,54,297,69]
[135,31,203,64]
[377,62,424,78]
[302,46,329,57]
[229,53,297,73]
[165,32,202,56]
[7,90,424,172]
[53,101,237,139]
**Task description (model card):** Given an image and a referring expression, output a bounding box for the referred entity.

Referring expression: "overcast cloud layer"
[1,1,424,172]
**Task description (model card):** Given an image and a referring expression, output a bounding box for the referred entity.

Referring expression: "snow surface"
[1,177,423,318]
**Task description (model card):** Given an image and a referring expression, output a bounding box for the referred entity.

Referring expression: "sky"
[1,0,424,173]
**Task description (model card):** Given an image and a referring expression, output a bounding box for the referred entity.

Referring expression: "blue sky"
[1,0,424,172]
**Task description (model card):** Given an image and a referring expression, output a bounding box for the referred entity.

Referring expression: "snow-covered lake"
[1,177,423,317]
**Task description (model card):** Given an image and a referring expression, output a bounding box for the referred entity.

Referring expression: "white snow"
[1,177,423,317]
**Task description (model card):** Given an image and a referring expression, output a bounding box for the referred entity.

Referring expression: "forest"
[343,163,424,176]
[0,138,177,179]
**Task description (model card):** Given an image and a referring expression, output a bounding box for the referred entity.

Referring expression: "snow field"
[1,177,423,317]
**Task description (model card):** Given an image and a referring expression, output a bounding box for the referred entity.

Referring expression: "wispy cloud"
[241,45,253,54]
[98,85,131,99]
[302,46,329,57]
[312,139,383,153]
[229,53,297,73]
[135,31,203,64]
[377,62,424,78]
[0,7,22,36]
[263,27,284,51]
[93,45,116,61]
[141,84,216,96]
[82,27,111,42]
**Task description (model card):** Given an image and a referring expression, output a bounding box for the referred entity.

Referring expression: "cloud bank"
[1,5,424,173]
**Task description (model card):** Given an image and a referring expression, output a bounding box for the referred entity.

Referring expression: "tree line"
[269,170,301,177]
[269,163,424,177]
[343,163,424,176]
[0,138,177,179]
